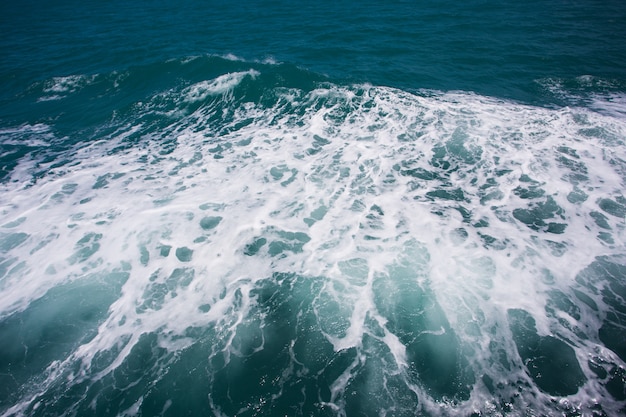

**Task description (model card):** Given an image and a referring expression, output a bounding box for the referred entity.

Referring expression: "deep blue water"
[2,0,626,103]
[1,1,626,416]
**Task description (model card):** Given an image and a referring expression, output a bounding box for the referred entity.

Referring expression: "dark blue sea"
[1,1,626,416]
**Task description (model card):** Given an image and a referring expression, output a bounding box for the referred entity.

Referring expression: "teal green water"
[1,1,626,416]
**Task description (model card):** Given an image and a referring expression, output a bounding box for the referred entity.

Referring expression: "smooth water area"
[1,1,626,416]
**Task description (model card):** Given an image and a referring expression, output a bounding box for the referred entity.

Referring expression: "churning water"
[1,2,626,416]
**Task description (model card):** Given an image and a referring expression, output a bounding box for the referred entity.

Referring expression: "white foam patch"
[182,70,259,102]
[536,75,626,118]
[590,93,626,117]
[2,81,626,415]
[0,123,54,146]
[38,75,96,101]
[221,53,245,62]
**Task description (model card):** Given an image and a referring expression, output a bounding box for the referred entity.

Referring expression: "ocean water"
[1,1,626,416]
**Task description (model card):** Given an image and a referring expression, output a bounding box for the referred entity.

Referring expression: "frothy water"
[1,63,626,416]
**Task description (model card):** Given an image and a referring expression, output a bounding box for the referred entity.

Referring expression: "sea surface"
[1,1,626,416]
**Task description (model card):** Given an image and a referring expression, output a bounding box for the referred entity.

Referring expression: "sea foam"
[1,73,625,416]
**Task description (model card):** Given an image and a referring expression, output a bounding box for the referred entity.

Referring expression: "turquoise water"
[1,1,626,416]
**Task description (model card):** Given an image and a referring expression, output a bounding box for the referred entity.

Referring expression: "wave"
[1,55,626,416]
